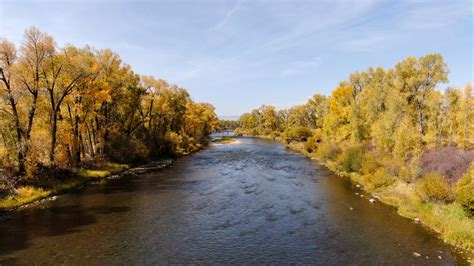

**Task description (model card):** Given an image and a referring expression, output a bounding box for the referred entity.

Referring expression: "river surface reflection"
[0,137,468,265]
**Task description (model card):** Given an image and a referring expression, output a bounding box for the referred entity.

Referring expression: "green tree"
[394,54,448,135]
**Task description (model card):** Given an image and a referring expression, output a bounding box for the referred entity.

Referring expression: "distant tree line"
[216,119,239,131]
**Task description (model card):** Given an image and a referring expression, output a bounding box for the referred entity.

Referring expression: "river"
[0,137,468,265]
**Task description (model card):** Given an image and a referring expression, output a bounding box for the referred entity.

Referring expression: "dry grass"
[0,187,51,209]
[212,137,237,144]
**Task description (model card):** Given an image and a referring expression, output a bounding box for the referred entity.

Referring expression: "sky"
[0,0,473,118]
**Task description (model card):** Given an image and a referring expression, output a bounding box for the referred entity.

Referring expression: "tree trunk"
[417,103,424,135]
[79,131,85,162]
[0,69,26,175]
[50,112,58,165]
[86,122,95,157]
[73,116,81,165]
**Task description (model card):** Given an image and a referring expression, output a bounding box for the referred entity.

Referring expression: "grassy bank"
[262,135,473,258]
[212,136,238,143]
[0,162,130,210]
[0,138,213,211]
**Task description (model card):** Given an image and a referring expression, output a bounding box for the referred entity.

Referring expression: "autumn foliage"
[236,54,474,216]
[0,27,218,180]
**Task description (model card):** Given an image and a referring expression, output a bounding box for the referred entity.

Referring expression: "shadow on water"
[0,205,130,256]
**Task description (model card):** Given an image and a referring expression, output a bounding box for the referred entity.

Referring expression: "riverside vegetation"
[0,27,472,258]
[235,54,474,252]
[0,27,218,209]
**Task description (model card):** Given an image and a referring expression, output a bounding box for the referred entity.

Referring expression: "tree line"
[0,27,218,179]
[236,54,473,216]
[216,119,239,131]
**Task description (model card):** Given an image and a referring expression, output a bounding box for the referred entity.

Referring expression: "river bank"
[245,134,473,260]
[0,136,469,264]
[0,136,225,212]
[0,159,174,212]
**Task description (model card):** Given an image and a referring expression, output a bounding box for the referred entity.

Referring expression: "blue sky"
[0,0,472,117]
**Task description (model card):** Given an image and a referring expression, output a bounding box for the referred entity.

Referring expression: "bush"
[270,131,280,139]
[416,172,455,203]
[399,166,415,183]
[336,146,365,172]
[165,131,185,156]
[303,129,323,153]
[106,133,150,163]
[361,152,380,175]
[317,142,341,161]
[233,128,243,136]
[365,168,396,190]
[382,157,403,177]
[456,164,474,217]
[261,128,273,136]
[282,127,313,144]
[304,136,318,153]
[251,128,259,136]
[420,147,474,182]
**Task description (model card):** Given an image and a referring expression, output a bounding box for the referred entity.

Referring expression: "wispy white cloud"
[282,57,323,77]
[3,0,471,116]
[400,0,472,30]
[209,0,243,31]
[340,34,392,52]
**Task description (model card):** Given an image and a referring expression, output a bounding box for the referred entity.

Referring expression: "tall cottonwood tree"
[0,27,218,178]
[395,54,448,135]
[0,39,23,173]
[0,28,54,174]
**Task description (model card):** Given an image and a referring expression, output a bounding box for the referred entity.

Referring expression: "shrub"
[165,131,185,156]
[106,133,150,163]
[361,152,380,175]
[416,172,455,203]
[304,136,318,153]
[382,157,403,177]
[365,168,396,190]
[270,131,280,139]
[233,128,243,136]
[303,129,323,153]
[282,127,313,144]
[456,164,474,217]
[317,142,341,161]
[251,128,259,136]
[261,128,273,136]
[398,165,416,183]
[336,146,365,172]
[420,147,474,183]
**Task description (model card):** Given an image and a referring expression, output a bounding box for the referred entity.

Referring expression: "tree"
[42,43,94,165]
[0,28,54,174]
[1,27,218,177]
[306,94,328,129]
[457,83,474,148]
[288,105,310,128]
[260,105,278,133]
[0,39,23,174]
[323,85,353,143]
[443,88,462,145]
[395,54,448,135]
[63,46,101,165]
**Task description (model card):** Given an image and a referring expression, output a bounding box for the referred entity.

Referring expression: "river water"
[0,137,468,265]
